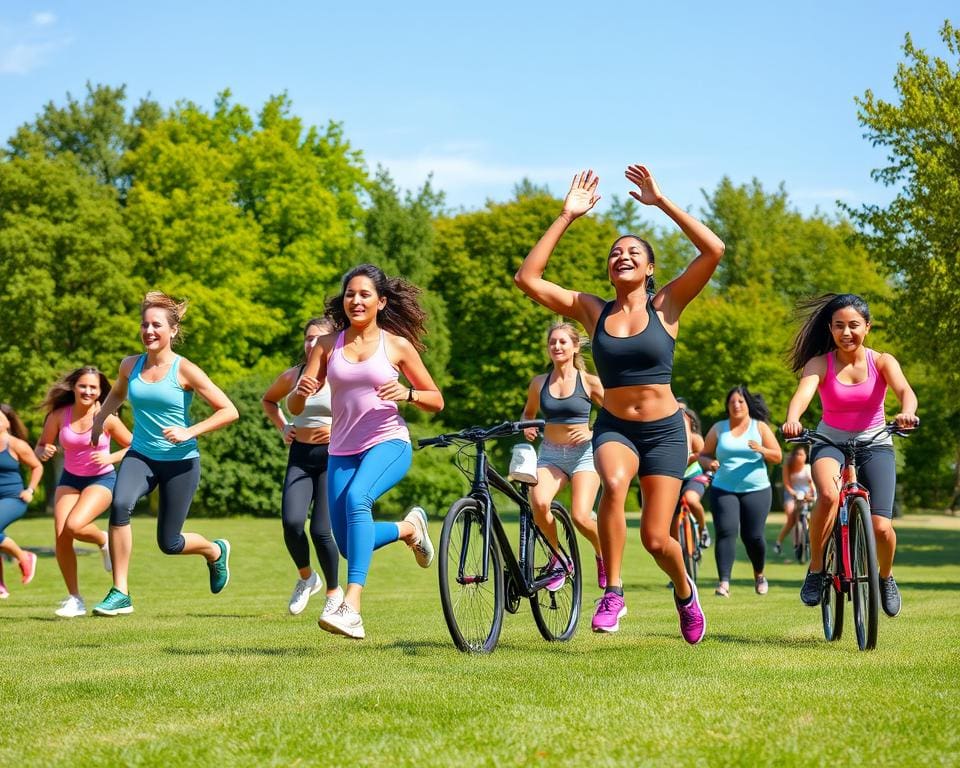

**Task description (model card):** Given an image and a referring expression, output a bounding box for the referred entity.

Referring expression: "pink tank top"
[818,350,887,432]
[60,406,113,476]
[326,331,409,456]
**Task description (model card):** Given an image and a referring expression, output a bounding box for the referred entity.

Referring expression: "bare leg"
[873,516,897,578]
[54,488,81,596]
[530,466,566,549]
[108,525,133,594]
[777,499,797,546]
[593,443,639,589]
[569,470,602,555]
[639,475,689,600]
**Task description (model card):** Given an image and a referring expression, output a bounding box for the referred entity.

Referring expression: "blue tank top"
[539,371,592,424]
[712,419,770,493]
[0,439,23,498]
[128,355,199,461]
[591,300,675,388]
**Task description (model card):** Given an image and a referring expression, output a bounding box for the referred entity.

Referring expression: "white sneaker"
[404,506,434,568]
[318,600,365,639]
[288,571,322,615]
[55,595,87,618]
[101,540,112,573]
[321,586,345,619]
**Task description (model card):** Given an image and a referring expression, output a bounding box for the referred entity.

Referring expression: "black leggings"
[282,441,338,588]
[110,451,200,554]
[709,485,772,581]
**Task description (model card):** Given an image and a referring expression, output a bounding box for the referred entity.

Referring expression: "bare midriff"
[602,383,678,421]
[543,422,592,446]
[293,425,331,445]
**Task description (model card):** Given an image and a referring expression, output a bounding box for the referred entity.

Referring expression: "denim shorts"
[58,468,117,493]
[537,440,596,479]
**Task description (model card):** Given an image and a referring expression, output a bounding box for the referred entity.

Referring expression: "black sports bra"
[591,300,675,388]
[539,371,592,424]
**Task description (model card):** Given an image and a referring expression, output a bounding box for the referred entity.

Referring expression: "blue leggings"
[0,496,27,544]
[327,439,412,586]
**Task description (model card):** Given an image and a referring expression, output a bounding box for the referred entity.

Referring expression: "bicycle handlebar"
[417,419,546,449]
[782,421,916,452]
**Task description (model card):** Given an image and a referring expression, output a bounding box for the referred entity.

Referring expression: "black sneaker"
[800,570,824,606]
[881,575,902,617]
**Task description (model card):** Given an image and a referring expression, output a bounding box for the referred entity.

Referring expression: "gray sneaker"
[881,575,902,617]
[800,570,824,606]
[404,506,434,568]
[288,571,322,615]
[318,601,365,639]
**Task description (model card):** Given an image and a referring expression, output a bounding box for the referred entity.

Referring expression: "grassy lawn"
[1,511,958,767]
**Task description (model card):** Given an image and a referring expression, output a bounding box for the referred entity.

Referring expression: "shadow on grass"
[165,645,321,657]
[381,639,456,655]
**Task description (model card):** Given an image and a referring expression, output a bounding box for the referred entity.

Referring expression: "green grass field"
[1,511,958,767]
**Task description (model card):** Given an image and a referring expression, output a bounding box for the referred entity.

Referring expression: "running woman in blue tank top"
[89,292,239,616]
[515,165,724,645]
[0,404,42,598]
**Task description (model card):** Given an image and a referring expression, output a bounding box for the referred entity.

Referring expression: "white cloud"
[374,152,571,192]
[32,12,56,27]
[0,42,56,74]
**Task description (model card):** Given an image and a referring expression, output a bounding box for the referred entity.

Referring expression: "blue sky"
[0,3,954,218]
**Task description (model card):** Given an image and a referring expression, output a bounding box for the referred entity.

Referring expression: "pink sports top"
[818,350,887,432]
[60,406,113,477]
[326,331,409,456]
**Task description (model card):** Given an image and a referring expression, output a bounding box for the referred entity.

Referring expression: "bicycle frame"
[830,451,871,592]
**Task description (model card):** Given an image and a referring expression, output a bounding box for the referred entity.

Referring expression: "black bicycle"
[785,422,912,651]
[419,420,582,653]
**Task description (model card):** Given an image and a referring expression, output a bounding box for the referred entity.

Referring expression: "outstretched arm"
[514,170,605,331]
[521,376,542,441]
[782,358,825,437]
[625,165,724,320]
[876,353,919,429]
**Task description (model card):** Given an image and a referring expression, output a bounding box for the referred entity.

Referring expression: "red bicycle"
[785,423,911,651]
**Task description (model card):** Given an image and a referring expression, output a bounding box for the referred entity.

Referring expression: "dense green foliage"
[2,29,957,516]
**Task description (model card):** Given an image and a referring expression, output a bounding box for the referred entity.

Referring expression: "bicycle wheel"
[679,513,698,584]
[800,515,811,565]
[850,497,880,651]
[529,502,582,642]
[821,525,844,642]
[438,498,504,653]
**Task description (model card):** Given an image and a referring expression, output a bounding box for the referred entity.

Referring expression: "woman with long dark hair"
[515,166,724,644]
[36,367,132,617]
[699,386,781,597]
[782,293,917,616]
[288,264,444,640]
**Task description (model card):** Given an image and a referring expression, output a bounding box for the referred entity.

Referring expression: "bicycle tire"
[438,498,504,653]
[801,515,811,564]
[850,497,880,651]
[679,513,699,585]
[795,513,811,564]
[529,502,582,642]
[821,525,844,642]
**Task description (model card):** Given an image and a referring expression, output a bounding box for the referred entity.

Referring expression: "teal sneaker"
[208,539,231,594]
[93,587,133,616]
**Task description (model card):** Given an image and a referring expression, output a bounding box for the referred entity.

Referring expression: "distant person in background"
[262,317,341,618]
[0,403,42,599]
[36,367,132,617]
[773,445,814,557]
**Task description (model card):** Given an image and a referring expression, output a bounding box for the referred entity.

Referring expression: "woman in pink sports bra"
[783,293,918,618]
[288,264,444,640]
[35,367,132,617]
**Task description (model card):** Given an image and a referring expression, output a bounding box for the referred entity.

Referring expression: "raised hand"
[561,170,601,220]
[625,164,663,206]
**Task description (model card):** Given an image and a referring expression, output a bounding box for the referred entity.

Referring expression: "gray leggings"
[110,451,200,554]
[282,441,338,588]
[709,485,772,581]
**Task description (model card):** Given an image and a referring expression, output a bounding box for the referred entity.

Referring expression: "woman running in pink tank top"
[289,264,444,640]
[782,293,918,618]
[35,367,132,617]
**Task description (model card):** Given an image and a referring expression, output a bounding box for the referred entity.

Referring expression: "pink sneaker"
[596,556,607,589]
[675,575,706,645]
[545,555,572,592]
[591,591,627,633]
[19,551,37,585]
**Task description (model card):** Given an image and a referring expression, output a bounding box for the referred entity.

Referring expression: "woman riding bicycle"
[773,445,814,557]
[521,322,605,589]
[781,293,918,617]
[515,165,724,644]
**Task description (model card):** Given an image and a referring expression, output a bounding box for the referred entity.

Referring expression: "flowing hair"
[787,293,871,373]
[0,403,28,441]
[546,322,587,372]
[325,264,428,351]
[142,290,189,346]
[40,367,113,414]
[611,234,656,294]
[725,384,771,423]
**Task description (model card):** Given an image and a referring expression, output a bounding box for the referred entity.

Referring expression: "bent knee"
[157,535,185,555]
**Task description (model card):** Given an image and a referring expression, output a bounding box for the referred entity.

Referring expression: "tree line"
[2,23,957,515]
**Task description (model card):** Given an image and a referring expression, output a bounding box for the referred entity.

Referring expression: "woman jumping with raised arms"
[515,166,724,644]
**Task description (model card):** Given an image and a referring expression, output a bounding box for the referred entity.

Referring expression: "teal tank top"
[712,419,770,493]
[0,439,24,498]
[128,355,199,461]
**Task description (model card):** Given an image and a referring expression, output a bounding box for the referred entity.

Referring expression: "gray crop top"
[287,380,332,428]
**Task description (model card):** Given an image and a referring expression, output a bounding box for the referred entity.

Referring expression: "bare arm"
[91,414,133,467]
[875,352,919,429]
[583,372,605,408]
[35,410,62,461]
[748,421,783,465]
[624,165,724,321]
[522,376,543,441]
[168,359,239,442]
[698,425,720,472]
[378,336,444,414]
[288,337,331,416]
[262,367,298,442]
[11,437,43,502]
[514,171,605,332]
[91,356,136,445]
[782,357,825,437]
[688,432,705,467]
